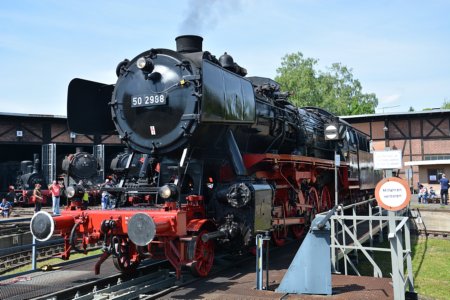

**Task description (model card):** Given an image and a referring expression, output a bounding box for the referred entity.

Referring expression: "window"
[424,155,450,160]
[427,169,444,184]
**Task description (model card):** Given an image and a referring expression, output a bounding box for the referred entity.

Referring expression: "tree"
[441,100,450,109]
[275,52,378,116]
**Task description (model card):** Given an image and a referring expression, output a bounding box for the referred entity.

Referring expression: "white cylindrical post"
[256,234,263,290]
[32,236,37,270]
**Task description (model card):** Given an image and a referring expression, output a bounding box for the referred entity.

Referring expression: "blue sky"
[1,0,449,116]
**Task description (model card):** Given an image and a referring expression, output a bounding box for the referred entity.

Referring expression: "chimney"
[175,35,203,53]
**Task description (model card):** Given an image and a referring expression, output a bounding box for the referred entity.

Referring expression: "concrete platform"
[410,194,450,233]
[162,241,394,300]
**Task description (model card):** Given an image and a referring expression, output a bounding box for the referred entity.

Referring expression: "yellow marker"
[180,79,186,86]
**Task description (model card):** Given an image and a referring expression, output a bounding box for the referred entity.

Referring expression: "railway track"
[0,206,103,275]
[32,260,175,300]
[30,244,276,300]
[417,229,449,238]
[0,218,98,274]
[0,216,63,274]
[0,239,65,275]
[0,222,29,236]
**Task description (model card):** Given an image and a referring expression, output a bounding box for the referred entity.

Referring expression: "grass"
[354,236,450,300]
[2,248,103,276]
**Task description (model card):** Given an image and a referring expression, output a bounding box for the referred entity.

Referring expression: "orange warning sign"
[375,177,411,211]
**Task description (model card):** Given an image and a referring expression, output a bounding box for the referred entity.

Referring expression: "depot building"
[1,109,450,193]
[342,109,450,192]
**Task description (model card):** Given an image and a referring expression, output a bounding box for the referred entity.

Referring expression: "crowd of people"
[418,185,436,204]
[0,176,118,218]
[417,173,449,205]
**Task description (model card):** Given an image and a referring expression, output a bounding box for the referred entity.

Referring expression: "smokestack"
[33,154,40,174]
[175,35,203,53]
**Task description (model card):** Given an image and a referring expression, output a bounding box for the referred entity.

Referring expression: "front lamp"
[136,57,154,73]
[66,186,75,199]
[159,184,178,200]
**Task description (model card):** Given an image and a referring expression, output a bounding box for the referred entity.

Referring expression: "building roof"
[341,109,450,120]
[405,160,450,166]
[0,112,66,119]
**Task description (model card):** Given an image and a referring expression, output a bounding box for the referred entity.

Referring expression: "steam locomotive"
[109,150,155,206]
[16,154,49,206]
[61,149,102,206]
[31,36,379,278]
[62,149,101,185]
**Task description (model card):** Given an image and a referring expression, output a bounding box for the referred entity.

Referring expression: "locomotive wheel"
[320,186,332,212]
[306,187,319,225]
[272,226,288,246]
[290,223,306,240]
[112,237,140,274]
[189,231,215,277]
[272,201,288,246]
[289,190,306,240]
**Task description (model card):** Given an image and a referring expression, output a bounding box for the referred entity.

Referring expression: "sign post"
[375,177,410,211]
[375,177,411,300]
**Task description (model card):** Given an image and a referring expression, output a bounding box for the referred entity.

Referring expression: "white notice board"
[373,150,403,170]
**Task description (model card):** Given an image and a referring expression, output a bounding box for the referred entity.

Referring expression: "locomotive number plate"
[131,93,167,107]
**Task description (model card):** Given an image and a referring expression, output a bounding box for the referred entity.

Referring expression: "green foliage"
[275,52,378,116]
[357,237,450,300]
[411,238,450,299]
[441,100,450,109]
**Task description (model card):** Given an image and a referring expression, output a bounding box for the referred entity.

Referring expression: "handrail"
[316,205,338,230]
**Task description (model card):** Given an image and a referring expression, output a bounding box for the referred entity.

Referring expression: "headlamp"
[66,186,75,199]
[136,57,154,73]
[159,184,178,199]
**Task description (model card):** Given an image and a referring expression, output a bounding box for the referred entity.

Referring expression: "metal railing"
[328,198,386,275]
[325,199,414,299]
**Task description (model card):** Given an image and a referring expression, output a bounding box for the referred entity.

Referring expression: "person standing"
[0,198,12,218]
[82,190,89,210]
[33,183,43,213]
[439,174,449,205]
[49,180,61,215]
[5,186,17,205]
[101,179,111,210]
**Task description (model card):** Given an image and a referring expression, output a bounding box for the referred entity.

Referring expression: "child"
[418,185,428,204]
[429,186,437,202]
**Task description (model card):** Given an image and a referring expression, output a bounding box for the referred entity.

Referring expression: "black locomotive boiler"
[31,36,379,278]
[61,149,102,206]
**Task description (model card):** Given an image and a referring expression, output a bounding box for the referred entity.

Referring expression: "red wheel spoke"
[190,231,214,277]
